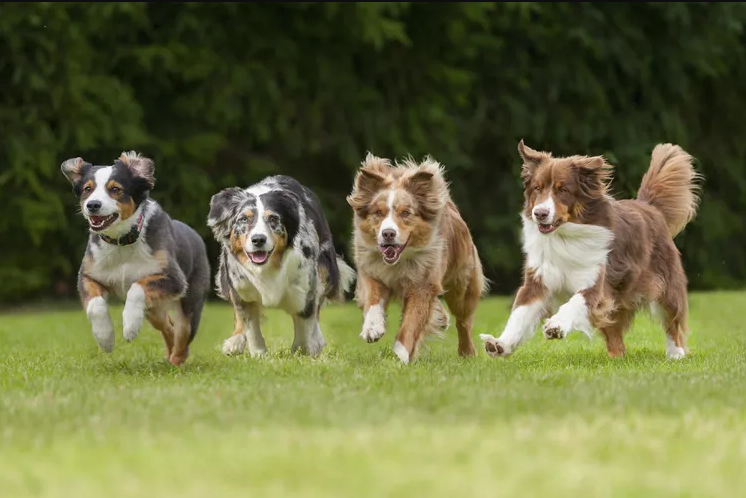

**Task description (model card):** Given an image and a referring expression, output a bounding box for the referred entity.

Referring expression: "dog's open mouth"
[246,250,272,266]
[88,214,119,231]
[378,243,406,265]
[538,222,559,234]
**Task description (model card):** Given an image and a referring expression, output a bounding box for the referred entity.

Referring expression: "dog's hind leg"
[444,270,484,358]
[653,285,690,360]
[146,305,175,359]
[598,308,633,358]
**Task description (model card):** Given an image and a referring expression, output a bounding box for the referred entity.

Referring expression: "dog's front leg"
[223,297,267,357]
[123,272,186,343]
[291,315,325,357]
[543,267,608,341]
[79,273,115,353]
[392,286,440,364]
[358,273,391,343]
[480,269,548,357]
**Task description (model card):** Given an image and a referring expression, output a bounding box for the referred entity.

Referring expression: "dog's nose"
[533,207,549,222]
[251,234,267,247]
[86,200,102,213]
[382,229,397,243]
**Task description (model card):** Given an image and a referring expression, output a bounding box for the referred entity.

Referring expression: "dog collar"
[98,212,145,246]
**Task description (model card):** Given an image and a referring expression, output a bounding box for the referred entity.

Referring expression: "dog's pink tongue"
[383,246,398,259]
[250,251,268,264]
[90,216,106,225]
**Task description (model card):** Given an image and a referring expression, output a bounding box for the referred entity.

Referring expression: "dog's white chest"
[230,250,311,313]
[522,219,614,294]
[88,241,162,299]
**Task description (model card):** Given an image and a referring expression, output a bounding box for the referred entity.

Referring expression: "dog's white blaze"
[86,296,115,352]
[360,302,386,342]
[122,283,146,342]
[247,196,273,253]
[86,167,118,217]
[393,340,409,364]
[379,189,400,244]
[521,214,614,294]
[544,293,593,339]
[532,195,556,224]
[489,299,547,354]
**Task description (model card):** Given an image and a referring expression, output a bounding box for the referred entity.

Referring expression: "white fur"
[122,283,146,342]
[86,201,163,299]
[378,189,401,244]
[666,336,686,360]
[393,340,409,364]
[543,293,593,340]
[86,296,115,352]
[360,302,386,342]
[247,196,274,253]
[222,334,247,355]
[291,315,325,356]
[85,167,118,216]
[479,299,547,356]
[532,196,556,224]
[521,213,614,294]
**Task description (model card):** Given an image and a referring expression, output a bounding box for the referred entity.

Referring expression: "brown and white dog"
[480,140,702,360]
[347,153,487,364]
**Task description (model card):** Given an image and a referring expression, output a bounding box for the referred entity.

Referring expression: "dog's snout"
[382,229,397,243]
[86,200,102,213]
[533,207,550,222]
[251,234,267,247]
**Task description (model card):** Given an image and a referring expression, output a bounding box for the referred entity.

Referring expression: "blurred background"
[1,2,745,308]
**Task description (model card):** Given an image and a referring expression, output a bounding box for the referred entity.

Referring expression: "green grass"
[1,291,746,497]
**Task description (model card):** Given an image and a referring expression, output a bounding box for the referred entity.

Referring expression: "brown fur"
[516,140,702,358]
[107,180,137,220]
[347,153,487,362]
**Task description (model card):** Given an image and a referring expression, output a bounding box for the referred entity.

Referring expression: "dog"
[207,175,355,357]
[60,152,211,366]
[346,153,487,364]
[480,140,703,360]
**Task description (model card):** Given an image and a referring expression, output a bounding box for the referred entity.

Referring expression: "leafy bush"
[2,2,745,304]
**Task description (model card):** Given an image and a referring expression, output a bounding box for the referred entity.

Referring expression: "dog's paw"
[360,304,386,343]
[122,285,145,342]
[479,334,511,358]
[222,334,247,356]
[86,297,115,353]
[543,314,570,340]
[393,341,410,364]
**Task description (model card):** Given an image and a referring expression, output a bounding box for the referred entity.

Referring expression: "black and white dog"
[61,151,210,366]
[207,175,356,357]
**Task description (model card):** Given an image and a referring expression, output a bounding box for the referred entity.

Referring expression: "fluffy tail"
[329,256,357,303]
[637,143,703,238]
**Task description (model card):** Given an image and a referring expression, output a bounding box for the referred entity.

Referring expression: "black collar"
[98,212,145,246]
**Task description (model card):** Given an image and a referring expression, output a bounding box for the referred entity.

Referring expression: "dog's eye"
[374,209,383,217]
[533,185,540,192]
[557,186,567,193]
[400,210,410,218]
[109,186,120,193]
[268,215,280,226]
[84,186,92,193]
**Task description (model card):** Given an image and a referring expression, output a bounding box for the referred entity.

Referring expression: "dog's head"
[60,151,155,234]
[208,186,300,269]
[518,140,613,234]
[347,153,449,265]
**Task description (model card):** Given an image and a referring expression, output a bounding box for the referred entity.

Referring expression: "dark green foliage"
[2,2,745,304]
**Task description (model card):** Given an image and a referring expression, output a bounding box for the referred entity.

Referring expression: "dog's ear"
[61,157,92,185]
[403,157,449,222]
[346,153,391,213]
[518,140,545,186]
[574,156,613,199]
[118,151,155,189]
[207,187,245,240]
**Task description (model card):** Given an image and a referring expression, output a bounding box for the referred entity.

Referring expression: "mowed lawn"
[1,291,746,498]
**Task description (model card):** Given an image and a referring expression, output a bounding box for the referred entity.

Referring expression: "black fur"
[260,189,300,248]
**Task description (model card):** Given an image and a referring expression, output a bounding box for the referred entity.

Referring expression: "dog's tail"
[637,143,703,238]
[328,256,357,303]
